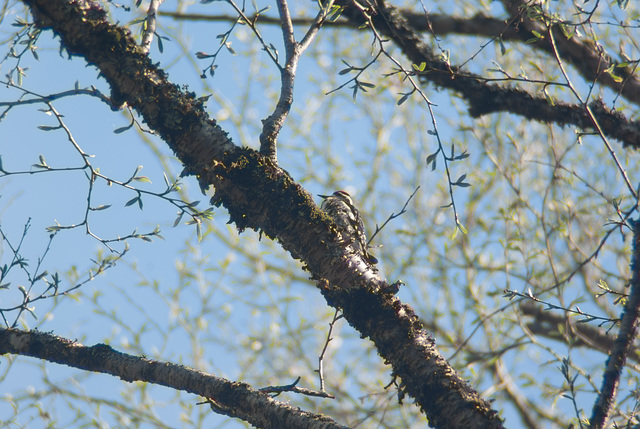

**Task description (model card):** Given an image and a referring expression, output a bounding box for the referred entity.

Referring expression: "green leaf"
[157,33,164,53]
[426,151,438,166]
[196,219,202,242]
[453,173,471,187]
[92,204,112,211]
[38,125,60,131]
[25,306,38,320]
[124,165,143,184]
[132,176,151,183]
[411,62,426,72]
[397,93,410,106]
[114,124,132,134]
[32,154,51,170]
[328,5,344,22]
[195,51,213,59]
[125,197,139,207]
[12,18,28,27]
[173,212,184,227]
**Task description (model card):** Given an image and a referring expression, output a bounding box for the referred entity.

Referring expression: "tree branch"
[140,0,163,54]
[21,0,504,426]
[336,0,640,150]
[258,0,326,162]
[590,219,640,428]
[0,328,350,429]
[161,8,640,107]
[520,302,640,364]
[502,0,640,106]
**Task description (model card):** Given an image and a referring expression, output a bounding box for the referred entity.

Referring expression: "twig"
[559,357,585,428]
[2,89,208,249]
[0,80,114,109]
[140,0,164,54]
[368,186,419,245]
[260,377,335,398]
[503,288,618,327]
[225,0,281,69]
[347,0,469,233]
[0,222,126,327]
[546,25,637,200]
[316,309,343,392]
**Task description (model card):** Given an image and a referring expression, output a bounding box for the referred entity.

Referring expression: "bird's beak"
[318,194,330,198]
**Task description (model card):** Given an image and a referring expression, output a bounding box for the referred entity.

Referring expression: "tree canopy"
[1,0,640,428]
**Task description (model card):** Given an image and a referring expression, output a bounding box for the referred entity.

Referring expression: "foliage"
[1,0,640,428]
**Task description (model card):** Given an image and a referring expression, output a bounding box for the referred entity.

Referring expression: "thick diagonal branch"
[21,1,504,427]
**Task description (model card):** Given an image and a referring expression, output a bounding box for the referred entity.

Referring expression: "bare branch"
[590,219,640,428]
[160,8,640,106]
[335,0,640,150]
[260,377,335,399]
[520,302,640,364]
[140,0,164,54]
[0,328,350,429]
[258,1,327,162]
[316,309,343,393]
[368,187,419,245]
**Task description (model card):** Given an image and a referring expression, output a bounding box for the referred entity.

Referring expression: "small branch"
[368,186,419,245]
[258,1,327,162]
[0,224,126,327]
[590,219,640,428]
[503,288,618,327]
[260,377,335,399]
[225,0,281,69]
[276,0,296,53]
[316,309,343,392]
[0,80,114,111]
[1,88,207,249]
[140,0,164,54]
[559,358,585,427]
[160,7,640,106]
[520,301,640,363]
[346,1,468,232]
[335,0,640,150]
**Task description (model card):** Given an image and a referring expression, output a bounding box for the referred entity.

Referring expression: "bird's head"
[319,190,353,204]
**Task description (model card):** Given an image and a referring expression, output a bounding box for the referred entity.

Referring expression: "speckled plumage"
[319,191,378,265]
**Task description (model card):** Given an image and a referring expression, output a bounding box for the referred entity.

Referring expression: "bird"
[319,190,378,265]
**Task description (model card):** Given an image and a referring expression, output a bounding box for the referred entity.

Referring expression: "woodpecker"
[319,190,378,265]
